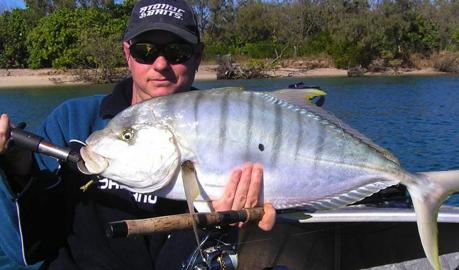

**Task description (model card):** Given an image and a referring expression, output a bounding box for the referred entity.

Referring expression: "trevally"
[80,87,459,270]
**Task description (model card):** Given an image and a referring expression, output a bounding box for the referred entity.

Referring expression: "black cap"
[123,0,200,44]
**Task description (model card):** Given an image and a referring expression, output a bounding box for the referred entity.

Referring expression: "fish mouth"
[79,146,109,175]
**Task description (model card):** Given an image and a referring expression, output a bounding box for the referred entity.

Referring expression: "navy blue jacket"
[0,78,200,269]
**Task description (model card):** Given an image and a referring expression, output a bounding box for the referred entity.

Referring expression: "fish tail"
[408,170,459,270]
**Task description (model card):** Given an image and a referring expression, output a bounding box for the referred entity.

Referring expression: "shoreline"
[0,66,450,88]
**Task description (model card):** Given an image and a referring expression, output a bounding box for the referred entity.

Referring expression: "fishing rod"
[107,206,265,237]
[7,124,92,175]
[8,125,81,164]
[107,206,266,270]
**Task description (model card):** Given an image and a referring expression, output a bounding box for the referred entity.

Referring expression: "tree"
[321,0,374,68]
[431,0,459,50]
[26,7,126,69]
[451,25,459,51]
[370,0,440,65]
[0,9,33,68]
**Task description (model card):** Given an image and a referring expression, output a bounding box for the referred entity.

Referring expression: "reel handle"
[107,207,264,238]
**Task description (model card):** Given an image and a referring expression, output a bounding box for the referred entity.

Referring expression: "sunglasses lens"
[163,43,194,64]
[130,42,194,64]
[130,43,159,64]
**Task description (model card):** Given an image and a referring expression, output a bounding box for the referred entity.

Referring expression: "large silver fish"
[81,87,459,270]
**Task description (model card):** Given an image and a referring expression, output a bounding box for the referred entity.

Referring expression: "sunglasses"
[129,42,196,65]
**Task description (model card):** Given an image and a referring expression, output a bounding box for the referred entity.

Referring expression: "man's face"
[123,30,203,104]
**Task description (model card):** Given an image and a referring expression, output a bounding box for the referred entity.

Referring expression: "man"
[0,0,275,269]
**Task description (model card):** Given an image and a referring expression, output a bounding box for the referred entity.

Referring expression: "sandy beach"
[0,65,449,88]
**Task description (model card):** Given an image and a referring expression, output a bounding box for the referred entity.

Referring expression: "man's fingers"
[245,163,263,208]
[212,168,241,211]
[258,203,276,231]
[232,162,252,210]
[0,114,10,154]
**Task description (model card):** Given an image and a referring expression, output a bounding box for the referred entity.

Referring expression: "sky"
[1,0,125,10]
[1,0,26,9]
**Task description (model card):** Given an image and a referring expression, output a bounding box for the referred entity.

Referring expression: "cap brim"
[123,22,198,44]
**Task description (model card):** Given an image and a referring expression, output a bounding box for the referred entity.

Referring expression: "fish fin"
[270,88,327,107]
[408,170,459,270]
[277,210,313,221]
[266,91,399,165]
[297,180,396,211]
[213,87,244,93]
[181,161,203,247]
[193,201,213,213]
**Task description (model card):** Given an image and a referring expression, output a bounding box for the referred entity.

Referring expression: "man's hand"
[0,114,33,188]
[211,162,276,231]
[0,114,10,154]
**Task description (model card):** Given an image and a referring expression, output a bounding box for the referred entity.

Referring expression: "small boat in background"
[288,82,326,107]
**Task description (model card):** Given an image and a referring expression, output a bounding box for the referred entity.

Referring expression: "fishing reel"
[181,231,238,270]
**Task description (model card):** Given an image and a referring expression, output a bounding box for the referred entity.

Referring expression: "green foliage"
[234,1,274,44]
[78,29,126,82]
[1,0,458,72]
[202,41,239,61]
[450,25,459,51]
[0,9,33,68]
[242,41,284,59]
[369,1,441,65]
[326,39,372,68]
[26,7,126,69]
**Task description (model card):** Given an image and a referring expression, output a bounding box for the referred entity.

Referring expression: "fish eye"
[120,128,135,142]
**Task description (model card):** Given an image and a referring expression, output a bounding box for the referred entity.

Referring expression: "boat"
[238,205,459,270]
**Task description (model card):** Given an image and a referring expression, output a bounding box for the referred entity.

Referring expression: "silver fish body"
[84,88,409,209]
[82,87,459,270]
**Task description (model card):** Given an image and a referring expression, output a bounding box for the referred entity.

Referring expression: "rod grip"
[10,128,43,152]
[9,127,81,164]
[107,207,264,238]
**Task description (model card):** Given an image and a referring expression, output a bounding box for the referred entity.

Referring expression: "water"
[1,75,459,269]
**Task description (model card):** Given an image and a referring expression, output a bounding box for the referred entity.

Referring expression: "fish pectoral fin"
[181,161,201,204]
[181,160,203,248]
[193,201,213,213]
[181,161,213,213]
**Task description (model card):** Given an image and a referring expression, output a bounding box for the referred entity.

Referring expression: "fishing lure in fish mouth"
[80,146,108,175]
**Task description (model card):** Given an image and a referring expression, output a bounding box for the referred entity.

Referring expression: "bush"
[241,41,284,59]
[298,32,333,56]
[326,39,373,69]
[202,42,240,62]
[78,31,127,83]
[27,7,126,69]
[451,25,459,51]
[432,52,459,73]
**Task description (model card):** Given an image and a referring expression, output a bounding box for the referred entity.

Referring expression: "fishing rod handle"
[107,206,264,238]
[9,127,43,152]
[10,128,81,164]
